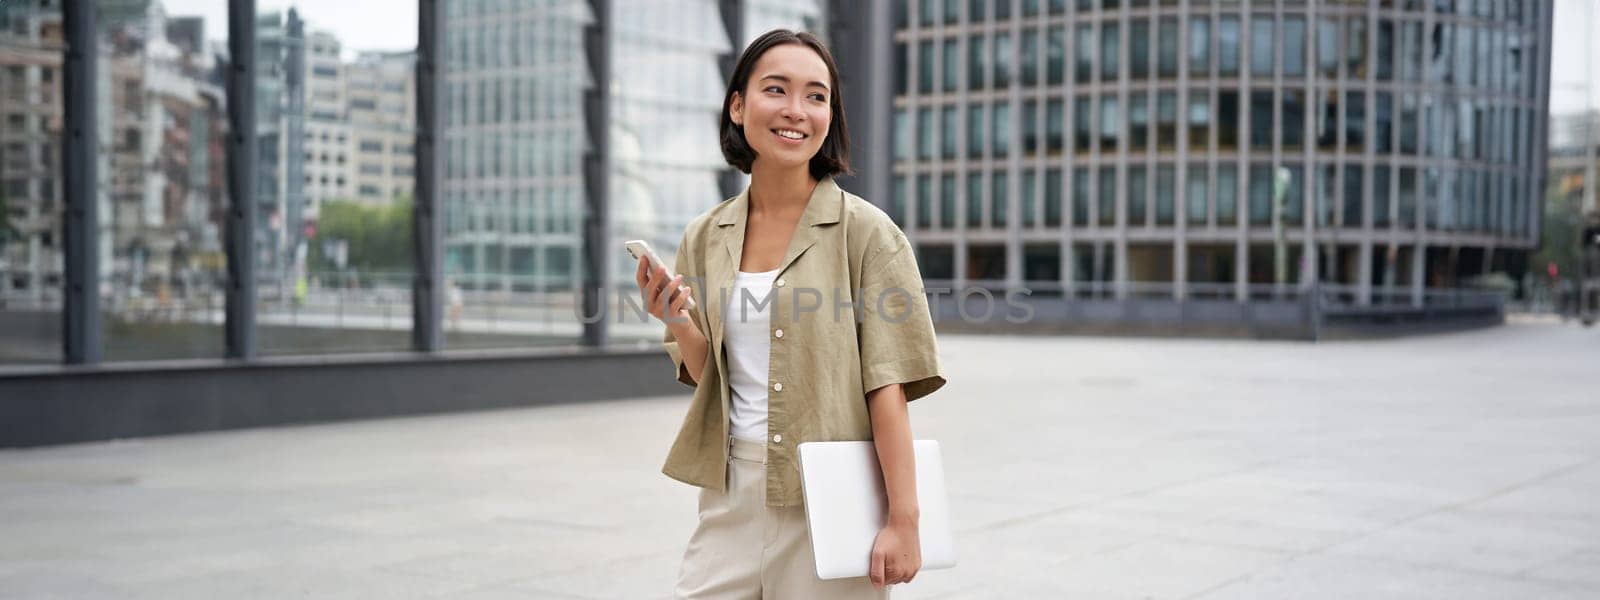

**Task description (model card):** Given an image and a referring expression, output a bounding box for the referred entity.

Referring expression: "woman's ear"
[729,91,744,127]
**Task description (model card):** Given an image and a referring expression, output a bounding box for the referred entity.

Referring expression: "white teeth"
[775,129,805,140]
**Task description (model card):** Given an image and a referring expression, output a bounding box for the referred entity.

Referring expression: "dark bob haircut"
[719,29,851,181]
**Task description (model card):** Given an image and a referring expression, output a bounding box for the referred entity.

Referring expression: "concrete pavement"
[1,322,1597,599]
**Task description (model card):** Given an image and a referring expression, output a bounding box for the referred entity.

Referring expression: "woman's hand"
[634,256,693,325]
[868,515,921,589]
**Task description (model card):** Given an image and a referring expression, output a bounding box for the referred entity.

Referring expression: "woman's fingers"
[869,549,886,589]
[633,256,648,289]
[667,281,692,317]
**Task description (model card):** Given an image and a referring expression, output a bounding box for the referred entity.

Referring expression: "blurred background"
[1,2,1598,598]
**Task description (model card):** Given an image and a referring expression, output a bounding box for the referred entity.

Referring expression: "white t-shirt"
[723,268,779,442]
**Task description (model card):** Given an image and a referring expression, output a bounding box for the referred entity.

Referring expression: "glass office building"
[890,0,1553,309]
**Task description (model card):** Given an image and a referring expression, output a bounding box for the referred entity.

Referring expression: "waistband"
[729,435,767,464]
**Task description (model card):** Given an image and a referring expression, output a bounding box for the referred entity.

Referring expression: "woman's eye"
[809,93,827,102]
[764,86,784,94]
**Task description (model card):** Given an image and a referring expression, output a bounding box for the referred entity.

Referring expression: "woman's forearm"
[669,319,709,385]
[868,383,919,524]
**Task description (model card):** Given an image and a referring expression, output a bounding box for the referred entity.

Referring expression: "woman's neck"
[747,163,817,217]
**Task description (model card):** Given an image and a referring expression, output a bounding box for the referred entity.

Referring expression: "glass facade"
[891,0,1551,302]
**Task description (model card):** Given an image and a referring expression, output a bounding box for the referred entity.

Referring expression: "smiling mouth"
[772,128,808,141]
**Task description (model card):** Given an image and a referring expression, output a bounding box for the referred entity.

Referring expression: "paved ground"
[2,322,1598,599]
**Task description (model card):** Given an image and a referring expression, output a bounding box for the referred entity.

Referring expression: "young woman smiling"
[635,29,946,598]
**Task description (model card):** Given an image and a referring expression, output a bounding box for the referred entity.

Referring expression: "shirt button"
[775,278,786,288]
[774,329,784,338]
[773,434,783,443]
[772,382,783,392]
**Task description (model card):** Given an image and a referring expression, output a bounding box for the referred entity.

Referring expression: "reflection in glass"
[1284,16,1307,77]
[1076,24,1094,83]
[1046,169,1064,227]
[1218,16,1240,76]
[1189,93,1210,151]
[1250,15,1274,77]
[1023,100,1038,154]
[1317,17,1338,77]
[1098,166,1116,226]
[1131,20,1151,79]
[1343,165,1364,227]
[918,108,935,159]
[1374,92,1392,154]
[1129,94,1150,151]
[1346,17,1368,76]
[993,102,1012,157]
[1157,92,1177,150]
[1074,96,1091,151]
[1047,99,1065,153]
[1401,21,1422,82]
[969,34,986,90]
[943,39,959,92]
[1101,23,1120,82]
[1188,16,1210,76]
[968,104,985,158]
[1344,90,1365,152]
[917,174,933,228]
[1159,18,1180,78]
[1073,167,1090,226]
[994,33,1012,89]
[919,40,934,93]
[1186,165,1208,225]
[1129,166,1148,225]
[1100,96,1121,152]
[941,174,957,229]
[1048,28,1066,85]
[1373,166,1391,227]
[1248,164,1272,226]
[1156,165,1175,226]
[1021,29,1039,86]
[1283,164,1304,225]
[967,171,984,228]
[1023,169,1037,227]
[894,109,910,160]
[1250,90,1272,150]
[1217,165,1238,226]
[992,171,1008,227]
[941,106,959,159]
[1282,90,1305,150]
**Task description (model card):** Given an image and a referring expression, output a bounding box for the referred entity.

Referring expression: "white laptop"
[796,440,957,580]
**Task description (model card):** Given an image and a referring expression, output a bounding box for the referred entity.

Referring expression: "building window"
[1129,94,1149,151]
[1156,91,1177,150]
[1075,24,1093,83]
[943,39,959,92]
[917,108,935,160]
[1186,164,1208,225]
[1283,17,1307,78]
[1131,20,1150,79]
[1282,90,1305,150]
[1155,165,1175,226]
[1188,93,1210,151]
[992,171,1008,227]
[1046,99,1065,153]
[1158,17,1179,78]
[1098,166,1116,227]
[969,35,985,90]
[1045,169,1063,227]
[993,103,1011,157]
[1073,167,1089,226]
[1048,28,1066,85]
[917,174,934,229]
[1021,29,1039,86]
[1249,164,1272,226]
[967,171,984,228]
[1218,16,1241,77]
[1187,16,1209,76]
[1128,166,1148,226]
[1217,164,1237,226]
[994,33,1013,89]
[1100,22,1119,82]
[1250,15,1275,77]
[918,41,935,94]
[1099,96,1120,152]
[968,105,985,158]
[941,174,957,229]
[941,106,959,159]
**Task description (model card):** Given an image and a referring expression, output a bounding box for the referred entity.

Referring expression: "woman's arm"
[667,317,708,385]
[638,258,708,385]
[867,382,920,589]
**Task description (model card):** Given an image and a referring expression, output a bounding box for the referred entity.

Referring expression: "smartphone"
[625,239,696,311]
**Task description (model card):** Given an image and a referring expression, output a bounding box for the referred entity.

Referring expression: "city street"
[1,322,1597,599]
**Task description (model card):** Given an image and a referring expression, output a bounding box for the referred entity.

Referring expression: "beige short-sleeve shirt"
[661,177,947,507]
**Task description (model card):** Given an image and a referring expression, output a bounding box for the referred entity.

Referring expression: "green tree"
[308,197,414,279]
[1533,186,1582,282]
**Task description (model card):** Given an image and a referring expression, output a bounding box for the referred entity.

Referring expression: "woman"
[635,29,946,598]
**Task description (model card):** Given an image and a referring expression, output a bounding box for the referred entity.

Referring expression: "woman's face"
[730,43,832,175]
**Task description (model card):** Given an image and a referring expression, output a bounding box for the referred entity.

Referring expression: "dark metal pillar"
[828,0,891,214]
[716,0,743,200]
[62,0,100,365]
[225,0,258,360]
[413,0,445,352]
[581,0,611,347]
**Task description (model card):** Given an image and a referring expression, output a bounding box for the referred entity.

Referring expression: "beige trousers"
[675,436,889,599]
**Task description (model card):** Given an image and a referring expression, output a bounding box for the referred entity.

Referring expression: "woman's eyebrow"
[759,74,830,92]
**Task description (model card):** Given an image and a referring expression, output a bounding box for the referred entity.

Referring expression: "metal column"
[413,0,445,352]
[716,0,743,200]
[581,0,612,347]
[225,0,258,360]
[61,0,100,365]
